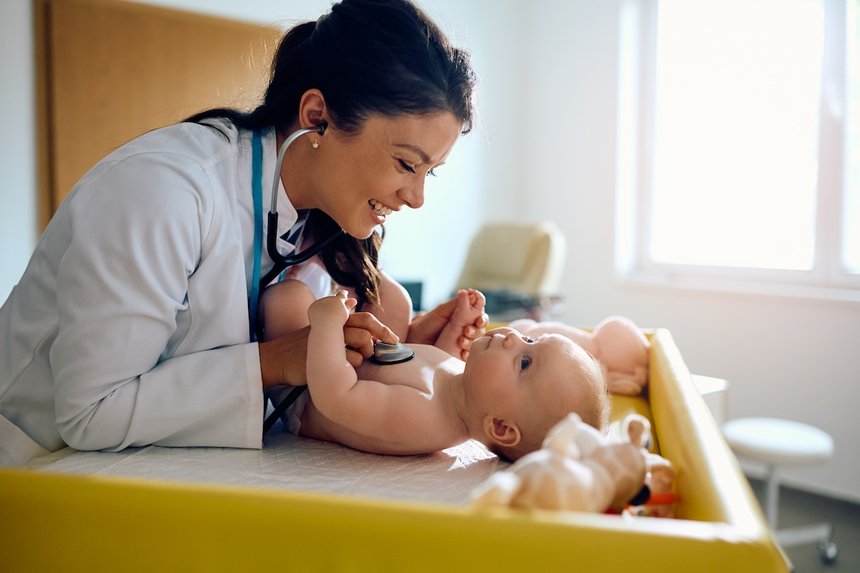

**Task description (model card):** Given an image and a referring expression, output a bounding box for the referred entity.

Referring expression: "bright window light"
[650,0,824,270]
[844,0,860,273]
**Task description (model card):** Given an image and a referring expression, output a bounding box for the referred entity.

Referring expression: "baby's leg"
[259,279,316,341]
[435,289,484,357]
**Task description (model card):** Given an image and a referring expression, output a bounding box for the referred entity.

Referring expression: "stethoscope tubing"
[262,123,344,291]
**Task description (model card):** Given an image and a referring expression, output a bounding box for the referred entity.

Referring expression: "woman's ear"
[482,415,521,447]
[297,88,329,131]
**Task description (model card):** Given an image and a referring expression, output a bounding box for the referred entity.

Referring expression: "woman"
[0,0,481,464]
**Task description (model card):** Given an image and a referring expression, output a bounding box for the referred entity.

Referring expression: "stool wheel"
[818,539,838,565]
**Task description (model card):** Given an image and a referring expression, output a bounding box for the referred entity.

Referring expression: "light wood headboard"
[35,0,282,229]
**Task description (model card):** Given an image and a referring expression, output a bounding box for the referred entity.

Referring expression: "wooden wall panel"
[36,0,281,227]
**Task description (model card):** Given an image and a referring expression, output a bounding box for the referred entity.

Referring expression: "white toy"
[472,413,676,515]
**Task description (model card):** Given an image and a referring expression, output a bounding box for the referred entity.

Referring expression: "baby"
[261,282,609,461]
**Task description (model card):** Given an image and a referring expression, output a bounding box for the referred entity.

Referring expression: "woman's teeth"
[369,199,392,217]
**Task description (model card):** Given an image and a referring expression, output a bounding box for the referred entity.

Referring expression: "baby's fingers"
[335,289,358,310]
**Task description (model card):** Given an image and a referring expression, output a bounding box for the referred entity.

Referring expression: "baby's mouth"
[368,199,393,217]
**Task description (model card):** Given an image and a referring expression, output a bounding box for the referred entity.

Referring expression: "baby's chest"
[356,358,437,393]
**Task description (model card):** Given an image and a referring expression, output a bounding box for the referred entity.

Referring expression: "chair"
[453,221,566,321]
[722,417,838,565]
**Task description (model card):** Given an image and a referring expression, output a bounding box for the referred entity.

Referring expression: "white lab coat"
[0,119,331,463]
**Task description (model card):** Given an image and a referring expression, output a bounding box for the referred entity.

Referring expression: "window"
[618,0,860,300]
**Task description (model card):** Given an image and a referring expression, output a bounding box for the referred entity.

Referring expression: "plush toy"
[509,316,649,395]
[471,413,675,516]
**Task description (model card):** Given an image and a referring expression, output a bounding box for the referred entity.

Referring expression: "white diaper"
[266,386,309,435]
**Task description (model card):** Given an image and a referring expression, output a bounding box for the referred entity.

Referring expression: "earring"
[311,138,320,149]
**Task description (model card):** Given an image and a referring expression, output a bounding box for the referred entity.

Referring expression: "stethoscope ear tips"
[318,121,328,136]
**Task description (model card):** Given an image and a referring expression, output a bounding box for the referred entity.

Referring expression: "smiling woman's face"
[295,111,462,239]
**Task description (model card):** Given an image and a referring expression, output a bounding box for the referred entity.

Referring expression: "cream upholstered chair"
[453,221,566,320]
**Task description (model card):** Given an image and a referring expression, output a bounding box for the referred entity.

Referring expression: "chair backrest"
[454,221,566,297]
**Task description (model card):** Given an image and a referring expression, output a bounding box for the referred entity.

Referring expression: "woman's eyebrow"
[393,143,431,164]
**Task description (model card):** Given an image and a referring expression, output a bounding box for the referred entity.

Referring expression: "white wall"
[1,0,858,503]
[0,0,37,302]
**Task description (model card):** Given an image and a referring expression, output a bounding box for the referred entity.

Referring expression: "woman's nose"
[398,178,425,209]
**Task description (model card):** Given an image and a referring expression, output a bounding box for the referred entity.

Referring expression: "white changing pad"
[31,427,504,506]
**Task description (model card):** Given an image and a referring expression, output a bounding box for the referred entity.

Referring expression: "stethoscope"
[249,124,413,434]
[248,123,343,343]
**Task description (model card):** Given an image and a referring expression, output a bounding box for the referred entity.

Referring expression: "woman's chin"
[341,223,379,241]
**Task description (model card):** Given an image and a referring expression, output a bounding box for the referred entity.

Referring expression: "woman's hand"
[259,299,399,389]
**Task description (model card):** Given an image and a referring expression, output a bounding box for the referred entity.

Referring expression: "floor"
[747,478,860,572]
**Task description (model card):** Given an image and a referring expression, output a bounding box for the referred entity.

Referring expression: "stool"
[723,417,837,565]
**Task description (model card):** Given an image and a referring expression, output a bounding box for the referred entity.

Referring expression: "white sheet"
[31,427,505,506]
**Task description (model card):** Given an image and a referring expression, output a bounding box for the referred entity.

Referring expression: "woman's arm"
[51,152,263,451]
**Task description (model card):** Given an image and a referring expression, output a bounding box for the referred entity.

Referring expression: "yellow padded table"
[0,330,789,572]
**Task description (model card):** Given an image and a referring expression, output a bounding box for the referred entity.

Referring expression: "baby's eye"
[520,356,532,371]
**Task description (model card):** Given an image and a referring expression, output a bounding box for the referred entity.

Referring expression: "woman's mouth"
[368,199,393,222]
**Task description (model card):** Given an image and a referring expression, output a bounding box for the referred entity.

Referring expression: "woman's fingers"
[343,326,375,358]
[345,348,364,368]
[342,312,398,362]
[346,311,399,344]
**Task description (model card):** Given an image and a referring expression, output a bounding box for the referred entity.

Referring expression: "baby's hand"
[308,290,357,327]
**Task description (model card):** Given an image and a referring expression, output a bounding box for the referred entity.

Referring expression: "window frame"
[617,0,860,303]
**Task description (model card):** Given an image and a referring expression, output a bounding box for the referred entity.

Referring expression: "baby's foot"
[436,289,484,358]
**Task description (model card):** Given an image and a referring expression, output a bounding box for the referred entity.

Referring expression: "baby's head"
[463,327,609,461]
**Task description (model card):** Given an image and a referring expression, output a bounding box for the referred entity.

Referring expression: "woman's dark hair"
[185,0,476,308]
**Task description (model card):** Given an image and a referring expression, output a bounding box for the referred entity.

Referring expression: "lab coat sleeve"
[51,152,263,451]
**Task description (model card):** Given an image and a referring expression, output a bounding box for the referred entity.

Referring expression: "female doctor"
[0,0,481,464]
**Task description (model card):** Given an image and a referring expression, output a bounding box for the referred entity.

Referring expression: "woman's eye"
[520,356,531,371]
[426,167,437,177]
[398,159,416,174]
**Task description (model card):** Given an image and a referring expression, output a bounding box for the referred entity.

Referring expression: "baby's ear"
[482,415,521,447]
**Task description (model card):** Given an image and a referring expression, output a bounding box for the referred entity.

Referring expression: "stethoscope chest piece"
[371,341,415,365]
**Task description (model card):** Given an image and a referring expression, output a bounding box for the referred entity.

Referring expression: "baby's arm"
[433,289,486,358]
[306,292,428,440]
[259,279,316,341]
[306,291,361,397]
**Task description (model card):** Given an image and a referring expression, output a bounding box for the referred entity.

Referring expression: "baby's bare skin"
[300,290,600,459]
[300,342,470,454]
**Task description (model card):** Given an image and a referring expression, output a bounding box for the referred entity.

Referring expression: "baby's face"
[463,327,598,422]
